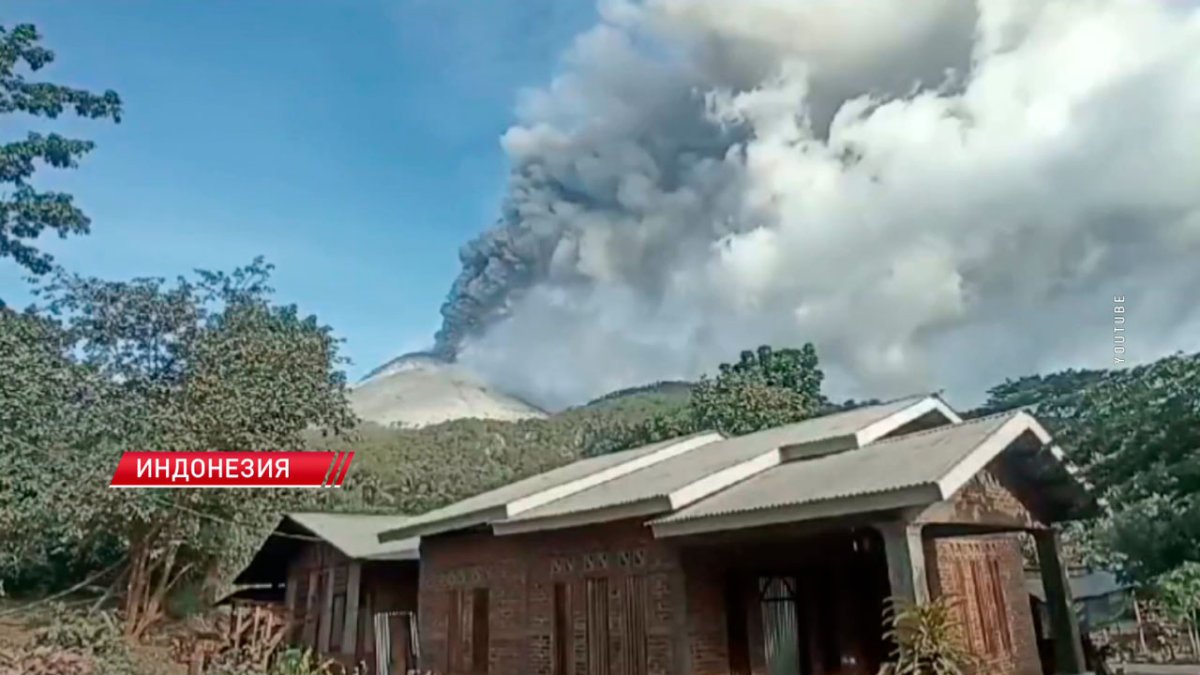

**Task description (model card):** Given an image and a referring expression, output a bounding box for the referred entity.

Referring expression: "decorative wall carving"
[550,547,649,576]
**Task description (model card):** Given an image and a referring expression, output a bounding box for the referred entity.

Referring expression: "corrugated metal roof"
[1026,570,1129,602]
[377,432,719,539]
[501,395,940,525]
[287,513,419,560]
[651,411,1018,525]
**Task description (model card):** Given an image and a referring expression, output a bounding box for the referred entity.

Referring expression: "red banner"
[109,451,354,488]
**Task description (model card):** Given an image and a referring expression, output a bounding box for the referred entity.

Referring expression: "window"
[447,589,463,672]
[724,576,751,675]
[622,576,648,675]
[472,588,490,674]
[969,559,1013,658]
[553,583,571,675]
[986,559,1013,654]
[329,593,346,652]
[585,578,609,675]
[759,576,802,675]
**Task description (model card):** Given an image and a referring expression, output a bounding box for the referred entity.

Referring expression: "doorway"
[373,611,418,675]
[723,529,891,675]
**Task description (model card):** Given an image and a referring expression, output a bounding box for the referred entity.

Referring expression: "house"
[378,394,1100,675]
[233,512,421,674]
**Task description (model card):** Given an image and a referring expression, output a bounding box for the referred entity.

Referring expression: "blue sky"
[1,0,596,379]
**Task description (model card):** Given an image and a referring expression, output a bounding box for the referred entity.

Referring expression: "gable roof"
[234,512,419,586]
[378,431,724,541]
[380,394,963,541]
[650,410,1098,537]
[287,512,420,560]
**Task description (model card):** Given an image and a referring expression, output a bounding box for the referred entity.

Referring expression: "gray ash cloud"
[430,0,1200,409]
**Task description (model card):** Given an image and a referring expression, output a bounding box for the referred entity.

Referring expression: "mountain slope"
[349,353,546,428]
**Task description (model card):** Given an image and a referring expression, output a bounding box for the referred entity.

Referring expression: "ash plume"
[434,0,1200,409]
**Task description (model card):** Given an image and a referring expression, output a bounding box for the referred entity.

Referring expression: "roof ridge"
[289,510,409,518]
[733,394,935,441]
[860,409,1021,447]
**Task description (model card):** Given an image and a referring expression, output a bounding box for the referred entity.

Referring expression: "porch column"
[342,561,362,657]
[317,567,335,652]
[303,569,320,645]
[1034,530,1089,674]
[283,577,299,646]
[878,522,930,605]
[284,577,298,613]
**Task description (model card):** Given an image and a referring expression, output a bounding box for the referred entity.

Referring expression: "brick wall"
[420,519,1042,675]
[927,535,1041,675]
[418,519,685,675]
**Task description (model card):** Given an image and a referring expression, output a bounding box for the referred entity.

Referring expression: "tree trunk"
[121,522,193,640]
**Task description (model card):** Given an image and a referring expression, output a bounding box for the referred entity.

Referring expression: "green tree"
[583,343,828,454]
[690,344,825,436]
[1,23,122,286]
[1154,562,1200,655]
[969,368,1108,418]
[1010,353,1200,580]
[1,259,356,636]
[0,309,129,588]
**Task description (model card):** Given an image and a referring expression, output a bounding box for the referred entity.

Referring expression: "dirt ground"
[1114,664,1200,674]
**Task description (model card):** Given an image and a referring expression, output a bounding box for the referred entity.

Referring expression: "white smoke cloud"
[448,0,1200,410]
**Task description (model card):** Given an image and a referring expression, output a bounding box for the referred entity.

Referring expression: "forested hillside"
[338,346,1200,586]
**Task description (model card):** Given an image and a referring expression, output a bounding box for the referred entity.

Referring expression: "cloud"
[438,0,1200,410]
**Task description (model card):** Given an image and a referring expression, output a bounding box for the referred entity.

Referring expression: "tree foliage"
[578,343,827,455]
[690,344,825,436]
[1063,354,1200,580]
[974,353,1200,581]
[1,260,355,636]
[0,24,122,283]
[1155,562,1200,628]
[970,368,1109,419]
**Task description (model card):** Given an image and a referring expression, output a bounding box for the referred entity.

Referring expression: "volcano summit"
[348,352,546,428]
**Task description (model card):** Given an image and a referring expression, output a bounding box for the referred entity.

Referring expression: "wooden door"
[389,613,412,674]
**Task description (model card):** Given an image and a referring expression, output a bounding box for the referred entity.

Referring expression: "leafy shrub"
[879,596,976,675]
[0,606,145,675]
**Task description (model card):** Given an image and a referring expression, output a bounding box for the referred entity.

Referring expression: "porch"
[678,519,1089,675]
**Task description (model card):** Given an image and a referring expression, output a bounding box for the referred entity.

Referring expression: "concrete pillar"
[878,522,930,605]
[1034,530,1089,674]
[342,562,362,658]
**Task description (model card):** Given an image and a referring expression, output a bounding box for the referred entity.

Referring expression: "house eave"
[492,497,673,536]
[649,483,943,539]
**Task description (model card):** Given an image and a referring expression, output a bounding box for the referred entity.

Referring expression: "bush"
[0,606,145,675]
[879,596,976,675]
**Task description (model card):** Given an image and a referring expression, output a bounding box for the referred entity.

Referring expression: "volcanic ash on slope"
[349,352,546,428]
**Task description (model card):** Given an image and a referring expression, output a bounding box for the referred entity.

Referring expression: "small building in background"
[233,512,420,674]
[1028,569,1134,633]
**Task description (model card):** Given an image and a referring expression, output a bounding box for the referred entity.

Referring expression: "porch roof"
[649,411,1098,538]
[233,512,419,585]
[380,394,962,541]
